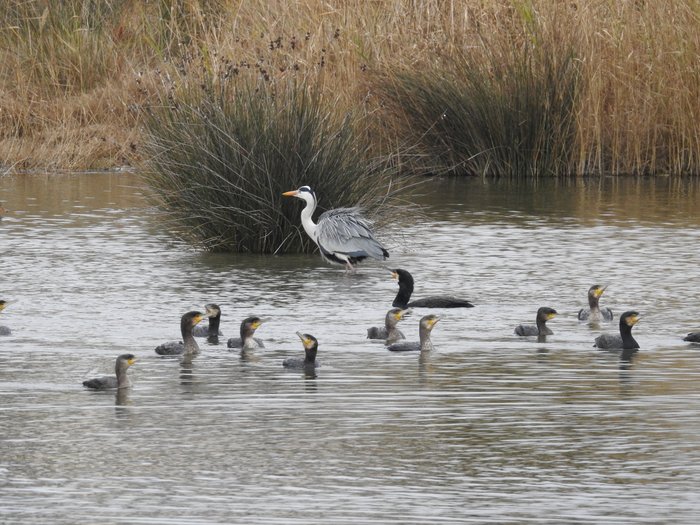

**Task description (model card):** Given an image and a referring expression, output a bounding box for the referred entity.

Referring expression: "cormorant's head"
[242,316,265,331]
[183,311,205,326]
[390,269,414,285]
[0,300,6,312]
[420,314,441,331]
[537,307,558,321]
[620,311,641,327]
[117,353,136,367]
[388,307,410,321]
[588,284,607,299]
[296,331,318,351]
[204,304,221,318]
[282,186,316,206]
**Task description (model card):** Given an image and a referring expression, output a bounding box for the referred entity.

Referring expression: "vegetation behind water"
[1,0,699,176]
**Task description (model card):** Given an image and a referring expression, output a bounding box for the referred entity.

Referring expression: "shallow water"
[1,173,700,523]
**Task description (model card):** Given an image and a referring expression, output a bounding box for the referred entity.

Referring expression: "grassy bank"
[1,0,699,176]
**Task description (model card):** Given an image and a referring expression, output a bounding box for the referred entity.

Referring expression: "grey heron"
[0,300,11,336]
[282,186,389,270]
[578,285,613,322]
[83,354,136,390]
[367,307,410,344]
[193,303,224,338]
[155,311,205,355]
[227,316,266,349]
[391,269,474,309]
[387,314,440,352]
[594,311,640,350]
[283,332,319,369]
[514,307,557,336]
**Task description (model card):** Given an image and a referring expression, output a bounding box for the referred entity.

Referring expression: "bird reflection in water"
[418,349,437,385]
[179,354,196,384]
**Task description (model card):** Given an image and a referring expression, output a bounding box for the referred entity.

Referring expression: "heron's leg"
[345,261,356,273]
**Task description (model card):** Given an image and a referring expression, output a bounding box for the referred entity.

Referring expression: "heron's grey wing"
[317,208,388,260]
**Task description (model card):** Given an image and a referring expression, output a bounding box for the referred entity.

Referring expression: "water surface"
[1,174,700,523]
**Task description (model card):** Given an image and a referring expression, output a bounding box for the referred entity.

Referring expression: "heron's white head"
[282,186,316,207]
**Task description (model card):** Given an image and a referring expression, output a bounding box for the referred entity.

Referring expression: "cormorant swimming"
[515,307,557,336]
[387,314,440,352]
[83,354,136,390]
[391,269,473,309]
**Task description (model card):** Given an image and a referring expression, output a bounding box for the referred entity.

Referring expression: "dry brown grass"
[1,0,699,175]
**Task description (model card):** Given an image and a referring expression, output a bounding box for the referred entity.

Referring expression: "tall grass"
[1,0,699,176]
[378,24,581,177]
[141,77,405,253]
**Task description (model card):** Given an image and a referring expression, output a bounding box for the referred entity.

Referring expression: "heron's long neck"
[300,199,318,241]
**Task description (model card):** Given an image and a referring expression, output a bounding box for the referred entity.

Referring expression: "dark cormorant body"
[227,317,266,349]
[283,332,319,369]
[578,284,613,322]
[387,314,440,352]
[193,303,223,337]
[155,311,205,355]
[391,269,473,309]
[367,307,409,344]
[515,307,557,336]
[594,311,641,359]
[83,354,136,390]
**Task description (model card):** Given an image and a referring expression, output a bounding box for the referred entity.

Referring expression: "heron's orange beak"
[282,190,298,197]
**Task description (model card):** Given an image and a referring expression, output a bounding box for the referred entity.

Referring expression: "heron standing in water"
[282,186,389,271]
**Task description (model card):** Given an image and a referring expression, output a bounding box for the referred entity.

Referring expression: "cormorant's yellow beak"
[0,304,5,312]
[626,314,641,326]
[594,286,607,298]
[127,357,136,366]
[428,316,441,327]
[194,315,204,324]
[296,331,312,347]
[391,271,398,280]
[282,190,299,197]
[395,308,411,320]
[547,312,557,320]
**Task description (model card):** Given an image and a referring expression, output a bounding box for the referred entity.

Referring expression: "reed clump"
[377,12,581,177]
[142,75,403,253]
